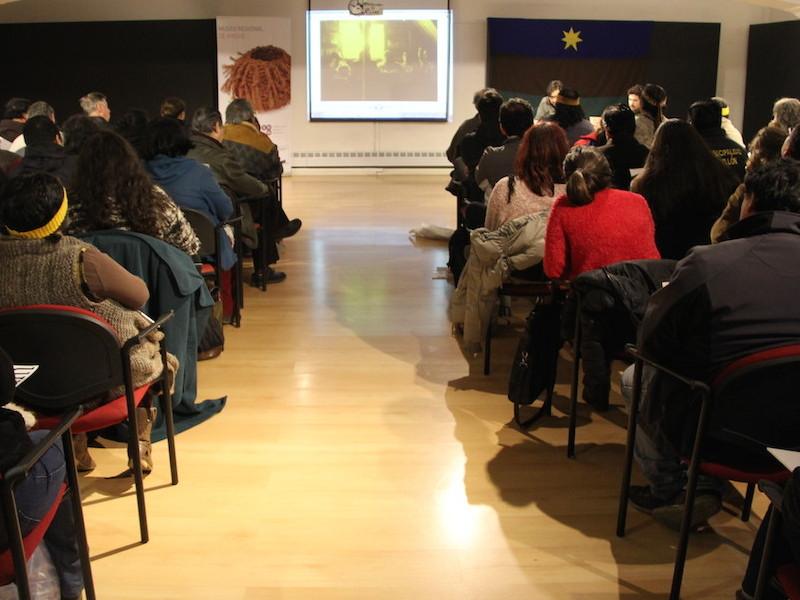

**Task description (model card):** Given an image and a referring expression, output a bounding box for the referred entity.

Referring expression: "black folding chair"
[0,305,177,546]
[617,344,800,600]
[0,348,95,600]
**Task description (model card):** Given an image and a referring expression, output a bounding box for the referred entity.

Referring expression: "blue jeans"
[2,431,83,598]
[620,365,724,501]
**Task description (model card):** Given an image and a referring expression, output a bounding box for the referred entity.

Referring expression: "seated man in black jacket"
[12,116,77,186]
[624,159,800,528]
[596,104,648,190]
[689,99,747,182]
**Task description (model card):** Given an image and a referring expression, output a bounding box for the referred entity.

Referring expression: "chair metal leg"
[567,314,582,459]
[670,390,713,600]
[755,504,779,600]
[62,431,96,600]
[742,482,755,522]
[161,385,178,486]
[483,321,492,375]
[1,481,30,600]
[126,406,149,544]
[617,359,643,538]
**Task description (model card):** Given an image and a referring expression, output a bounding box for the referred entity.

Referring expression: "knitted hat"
[5,187,68,239]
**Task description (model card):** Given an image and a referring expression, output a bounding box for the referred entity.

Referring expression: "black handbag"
[508,302,561,405]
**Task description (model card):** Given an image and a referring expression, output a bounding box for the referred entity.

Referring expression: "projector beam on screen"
[307,9,452,121]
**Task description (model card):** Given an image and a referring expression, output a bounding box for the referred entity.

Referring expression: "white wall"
[0,0,793,164]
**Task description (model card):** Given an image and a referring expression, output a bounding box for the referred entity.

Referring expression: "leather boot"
[129,407,156,474]
[72,433,96,473]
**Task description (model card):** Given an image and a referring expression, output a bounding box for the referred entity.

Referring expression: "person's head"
[60,114,101,155]
[3,97,32,121]
[688,99,723,134]
[22,115,61,147]
[191,106,224,141]
[225,98,257,125]
[563,146,612,206]
[113,109,150,157]
[79,92,110,121]
[145,117,193,159]
[160,96,187,121]
[627,85,643,113]
[747,126,787,172]
[71,130,161,234]
[546,80,562,106]
[475,89,503,124]
[499,98,534,138]
[771,98,800,133]
[742,159,800,217]
[712,97,732,120]
[0,172,67,240]
[782,126,800,160]
[552,88,586,129]
[640,83,667,123]
[513,121,569,198]
[472,87,492,108]
[601,104,636,141]
[27,101,55,122]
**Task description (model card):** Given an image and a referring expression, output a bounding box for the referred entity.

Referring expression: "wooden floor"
[81,175,762,599]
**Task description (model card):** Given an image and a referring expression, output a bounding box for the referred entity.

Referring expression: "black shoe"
[266,268,286,283]
[629,485,673,514]
[276,218,302,240]
[250,272,265,288]
[653,490,722,531]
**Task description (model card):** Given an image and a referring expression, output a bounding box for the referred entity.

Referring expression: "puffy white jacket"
[449,211,550,353]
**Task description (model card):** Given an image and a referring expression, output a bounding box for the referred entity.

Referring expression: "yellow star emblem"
[562,27,583,51]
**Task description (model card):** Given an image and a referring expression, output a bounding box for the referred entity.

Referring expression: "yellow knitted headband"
[6,189,68,239]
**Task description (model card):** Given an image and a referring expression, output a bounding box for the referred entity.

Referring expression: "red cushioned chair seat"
[698,461,791,484]
[0,483,66,586]
[199,264,215,276]
[778,564,800,599]
[35,385,151,433]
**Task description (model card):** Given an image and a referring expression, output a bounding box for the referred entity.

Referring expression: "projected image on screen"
[307,10,452,121]
[321,20,437,102]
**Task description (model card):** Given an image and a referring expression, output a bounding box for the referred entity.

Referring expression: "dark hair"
[114,108,150,157]
[71,130,166,236]
[627,84,643,97]
[499,98,534,137]
[747,126,787,171]
[633,119,738,222]
[60,114,101,155]
[688,100,722,133]
[0,172,63,235]
[160,96,186,120]
[783,126,800,160]
[744,159,800,214]
[192,106,223,135]
[602,104,636,139]
[640,83,667,124]
[22,115,59,146]
[476,89,504,123]
[551,88,586,129]
[3,97,32,120]
[546,80,563,95]
[472,87,493,107]
[145,117,193,159]
[563,146,612,206]
[510,121,568,200]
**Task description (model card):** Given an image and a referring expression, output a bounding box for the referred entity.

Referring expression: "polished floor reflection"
[81,175,760,599]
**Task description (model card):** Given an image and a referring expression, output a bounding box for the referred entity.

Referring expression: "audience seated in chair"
[596,104,649,191]
[78,91,110,127]
[631,119,739,260]
[484,121,568,231]
[543,88,594,146]
[0,172,177,474]
[60,113,100,161]
[544,146,660,282]
[66,129,200,256]
[0,97,31,146]
[534,79,562,122]
[688,99,747,181]
[622,159,800,529]
[633,83,667,149]
[8,100,56,156]
[446,88,486,165]
[12,116,76,185]
[769,97,800,135]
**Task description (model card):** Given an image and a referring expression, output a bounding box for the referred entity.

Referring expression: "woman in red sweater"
[544,147,660,280]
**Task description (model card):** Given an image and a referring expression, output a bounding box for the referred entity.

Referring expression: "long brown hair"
[70,130,165,235]
[509,121,568,201]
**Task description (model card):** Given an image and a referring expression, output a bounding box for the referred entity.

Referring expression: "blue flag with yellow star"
[487,18,655,116]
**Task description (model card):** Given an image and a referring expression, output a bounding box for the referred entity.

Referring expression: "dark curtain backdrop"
[744,20,800,144]
[0,20,218,126]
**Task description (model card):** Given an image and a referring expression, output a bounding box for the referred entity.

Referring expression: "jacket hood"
[723,210,800,242]
[146,155,195,183]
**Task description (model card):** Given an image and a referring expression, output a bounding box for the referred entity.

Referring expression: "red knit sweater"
[544,188,660,280]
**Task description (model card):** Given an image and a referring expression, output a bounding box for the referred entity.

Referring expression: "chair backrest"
[0,347,13,407]
[0,305,123,412]
[181,207,217,257]
[710,344,800,451]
